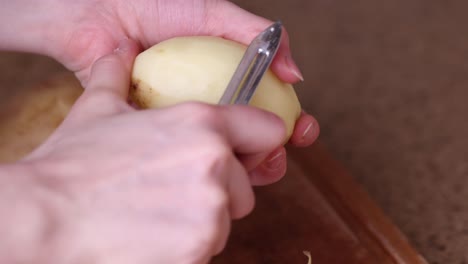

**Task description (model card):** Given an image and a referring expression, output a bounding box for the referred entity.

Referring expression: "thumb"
[85,38,140,99]
[62,38,139,125]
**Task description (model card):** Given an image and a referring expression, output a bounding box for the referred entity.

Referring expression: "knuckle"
[182,102,221,126]
[204,141,231,161]
[197,142,232,180]
[198,185,229,212]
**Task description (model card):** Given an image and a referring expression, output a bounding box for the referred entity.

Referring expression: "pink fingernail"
[286,55,304,81]
[302,122,313,140]
[265,150,283,170]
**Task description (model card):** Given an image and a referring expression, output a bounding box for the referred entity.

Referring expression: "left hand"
[51,0,303,86]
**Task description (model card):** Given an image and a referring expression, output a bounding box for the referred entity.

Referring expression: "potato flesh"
[130,36,301,139]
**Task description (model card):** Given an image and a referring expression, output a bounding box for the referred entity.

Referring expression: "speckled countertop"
[236,1,468,263]
[1,0,467,263]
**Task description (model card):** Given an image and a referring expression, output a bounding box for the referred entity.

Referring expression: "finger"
[249,147,288,186]
[237,152,270,172]
[85,38,139,100]
[210,161,252,256]
[213,208,231,255]
[237,146,280,172]
[219,105,286,155]
[288,111,320,147]
[140,102,285,154]
[225,156,255,219]
[62,39,139,125]
[271,30,305,83]
[207,1,303,83]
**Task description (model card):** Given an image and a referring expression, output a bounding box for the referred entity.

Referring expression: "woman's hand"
[1,0,320,184]
[55,0,304,85]
[1,0,303,83]
[10,39,286,264]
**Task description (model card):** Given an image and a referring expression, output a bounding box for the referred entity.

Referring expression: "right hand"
[3,0,319,187]
[25,39,285,263]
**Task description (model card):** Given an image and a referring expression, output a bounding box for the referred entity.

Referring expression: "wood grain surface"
[212,144,428,264]
[0,73,427,263]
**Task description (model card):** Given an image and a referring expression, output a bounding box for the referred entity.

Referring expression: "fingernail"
[301,121,313,140]
[114,37,130,54]
[286,55,304,82]
[265,149,284,170]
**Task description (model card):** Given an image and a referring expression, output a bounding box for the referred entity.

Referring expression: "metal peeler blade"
[218,21,283,105]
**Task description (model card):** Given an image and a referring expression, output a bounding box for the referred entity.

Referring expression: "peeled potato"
[130,36,301,139]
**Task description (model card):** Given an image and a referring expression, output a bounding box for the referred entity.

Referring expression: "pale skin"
[0,0,320,263]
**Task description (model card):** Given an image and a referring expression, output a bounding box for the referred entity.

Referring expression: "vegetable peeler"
[218,21,283,105]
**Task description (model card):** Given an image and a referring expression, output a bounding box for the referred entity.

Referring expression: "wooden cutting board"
[0,73,428,264]
[212,144,429,264]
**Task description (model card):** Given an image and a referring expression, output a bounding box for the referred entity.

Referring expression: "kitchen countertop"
[1,0,467,263]
[230,0,468,263]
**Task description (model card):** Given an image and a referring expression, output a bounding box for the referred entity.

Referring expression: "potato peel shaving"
[303,251,312,264]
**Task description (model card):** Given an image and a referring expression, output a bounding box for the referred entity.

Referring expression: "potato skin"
[130,36,301,139]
